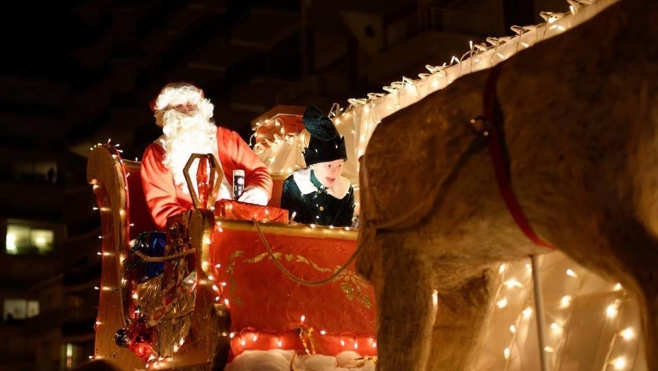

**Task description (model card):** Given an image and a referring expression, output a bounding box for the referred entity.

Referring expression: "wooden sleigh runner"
[86,143,377,371]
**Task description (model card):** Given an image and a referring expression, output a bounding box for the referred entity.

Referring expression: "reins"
[474,63,554,250]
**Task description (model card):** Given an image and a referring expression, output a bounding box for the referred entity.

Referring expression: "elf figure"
[280,105,355,227]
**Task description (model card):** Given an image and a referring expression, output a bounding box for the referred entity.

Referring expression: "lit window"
[60,342,91,370]
[3,299,39,321]
[27,301,40,317]
[6,224,54,255]
[31,229,54,251]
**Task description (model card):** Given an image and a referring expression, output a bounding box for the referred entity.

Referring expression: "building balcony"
[0,181,67,221]
[0,324,36,370]
[0,254,62,287]
[25,306,98,337]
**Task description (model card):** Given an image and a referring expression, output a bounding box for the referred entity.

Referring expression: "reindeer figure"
[356,0,658,370]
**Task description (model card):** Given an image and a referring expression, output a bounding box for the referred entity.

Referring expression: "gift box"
[214,199,289,223]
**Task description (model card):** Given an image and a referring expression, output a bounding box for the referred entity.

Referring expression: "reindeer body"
[357,1,658,370]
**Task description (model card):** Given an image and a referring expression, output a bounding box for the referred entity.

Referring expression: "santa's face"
[311,159,344,188]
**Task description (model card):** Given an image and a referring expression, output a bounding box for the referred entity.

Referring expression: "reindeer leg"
[374,232,435,371]
[426,268,494,371]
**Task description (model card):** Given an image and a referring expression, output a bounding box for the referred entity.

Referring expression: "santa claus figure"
[141,82,273,229]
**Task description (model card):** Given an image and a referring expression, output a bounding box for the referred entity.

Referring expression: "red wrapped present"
[214,199,289,223]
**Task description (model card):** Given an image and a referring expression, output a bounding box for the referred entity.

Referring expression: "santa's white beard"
[161,110,218,193]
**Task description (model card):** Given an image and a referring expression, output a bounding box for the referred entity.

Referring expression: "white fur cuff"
[238,186,270,206]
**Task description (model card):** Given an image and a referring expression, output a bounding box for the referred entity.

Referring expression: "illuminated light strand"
[548,266,582,370]
[601,290,636,371]
[496,258,533,371]
[227,327,377,356]
[502,310,526,367]
[487,250,638,371]
[491,252,641,371]
[252,0,611,180]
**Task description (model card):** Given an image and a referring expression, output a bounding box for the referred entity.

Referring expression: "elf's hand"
[238,187,269,206]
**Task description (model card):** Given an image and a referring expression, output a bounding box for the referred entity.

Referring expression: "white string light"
[549,266,582,370]
[253,0,620,188]
[601,291,636,371]
[473,239,643,371]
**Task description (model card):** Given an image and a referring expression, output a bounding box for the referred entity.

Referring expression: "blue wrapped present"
[129,231,167,281]
[145,232,166,279]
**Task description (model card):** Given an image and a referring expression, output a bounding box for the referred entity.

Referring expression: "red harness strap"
[482,64,554,250]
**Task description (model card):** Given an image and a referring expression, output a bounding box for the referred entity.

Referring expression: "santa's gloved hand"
[237,187,269,206]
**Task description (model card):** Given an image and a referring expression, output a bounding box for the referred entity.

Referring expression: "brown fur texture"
[357,0,658,370]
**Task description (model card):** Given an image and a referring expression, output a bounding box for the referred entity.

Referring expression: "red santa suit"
[141,127,273,230]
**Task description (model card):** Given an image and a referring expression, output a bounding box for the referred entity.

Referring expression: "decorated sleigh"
[85,108,376,370]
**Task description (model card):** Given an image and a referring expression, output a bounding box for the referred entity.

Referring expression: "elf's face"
[312,159,344,188]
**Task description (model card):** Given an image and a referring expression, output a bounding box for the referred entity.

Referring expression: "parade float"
[86,0,650,370]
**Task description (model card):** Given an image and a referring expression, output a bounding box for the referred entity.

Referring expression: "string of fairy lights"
[252,0,621,182]
[85,0,647,369]
[473,254,643,371]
